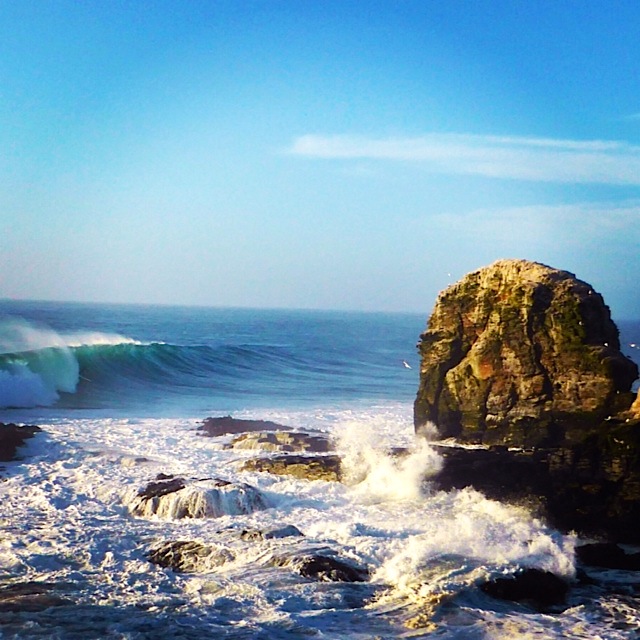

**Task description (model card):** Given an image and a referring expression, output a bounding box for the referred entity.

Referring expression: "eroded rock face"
[414,259,638,446]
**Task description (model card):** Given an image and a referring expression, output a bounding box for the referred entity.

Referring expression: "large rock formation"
[414,259,640,542]
[414,259,638,446]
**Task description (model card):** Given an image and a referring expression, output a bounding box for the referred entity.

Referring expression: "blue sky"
[1,1,639,316]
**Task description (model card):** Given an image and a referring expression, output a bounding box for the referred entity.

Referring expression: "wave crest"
[0,318,139,409]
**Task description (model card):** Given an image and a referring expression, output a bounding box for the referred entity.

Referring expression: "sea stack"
[414,259,640,542]
[414,259,638,447]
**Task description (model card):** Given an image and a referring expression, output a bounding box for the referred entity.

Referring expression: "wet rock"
[415,260,640,543]
[226,431,333,453]
[576,543,640,570]
[480,569,569,611]
[128,477,266,519]
[414,259,638,446]
[0,582,73,612]
[148,540,234,573]
[241,454,342,482]
[198,416,291,437]
[0,423,42,462]
[240,524,304,541]
[274,552,369,582]
[136,475,187,499]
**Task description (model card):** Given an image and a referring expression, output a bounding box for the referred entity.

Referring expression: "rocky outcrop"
[127,475,267,519]
[272,551,369,582]
[148,540,234,572]
[241,454,342,482]
[0,423,41,462]
[240,525,304,541]
[225,431,333,453]
[414,259,638,446]
[198,416,291,437]
[415,260,640,542]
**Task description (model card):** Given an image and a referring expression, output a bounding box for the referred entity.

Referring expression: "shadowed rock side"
[414,259,638,446]
[0,423,42,462]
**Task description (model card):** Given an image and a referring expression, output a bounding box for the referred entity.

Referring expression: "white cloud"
[428,200,640,250]
[288,133,640,185]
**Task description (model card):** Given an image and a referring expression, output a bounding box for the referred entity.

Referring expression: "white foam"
[0,408,619,639]
[337,419,442,501]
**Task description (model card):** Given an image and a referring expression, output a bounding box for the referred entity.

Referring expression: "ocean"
[1,299,640,639]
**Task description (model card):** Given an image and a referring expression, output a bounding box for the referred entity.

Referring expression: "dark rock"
[431,434,640,543]
[148,540,234,573]
[274,553,369,582]
[128,477,266,519]
[0,582,73,612]
[240,525,304,541]
[241,454,342,482]
[226,431,333,453]
[414,259,638,446]
[576,543,640,570]
[137,476,187,499]
[0,423,42,462]
[480,569,569,611]
[199,416,291,437]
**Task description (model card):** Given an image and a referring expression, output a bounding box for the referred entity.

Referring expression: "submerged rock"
[226,431,333,453]
[128,476,267,519]
[0,423,42,462]
[241,454,342,482]
[0,582,73,612]
[148,540,234,573]
[480,568,569,611]
[240,524,304,541]
[414,259,638,446]
[198,416,291,437]
[273,552,369,582]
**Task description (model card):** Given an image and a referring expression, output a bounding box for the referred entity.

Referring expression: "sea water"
[1,300,640,639]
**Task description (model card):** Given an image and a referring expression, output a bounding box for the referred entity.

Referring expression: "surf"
[0,318,139,409]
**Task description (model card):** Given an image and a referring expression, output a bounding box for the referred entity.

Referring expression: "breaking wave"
[0,319,140,408]
[0,317,405,410]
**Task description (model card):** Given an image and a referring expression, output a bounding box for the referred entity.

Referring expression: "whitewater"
[1,300,640,639]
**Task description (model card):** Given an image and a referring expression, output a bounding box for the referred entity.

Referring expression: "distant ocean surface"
[0,300,425,417]
[1,300,640,639]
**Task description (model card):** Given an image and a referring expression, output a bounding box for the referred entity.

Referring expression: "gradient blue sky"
[1,0,639,316]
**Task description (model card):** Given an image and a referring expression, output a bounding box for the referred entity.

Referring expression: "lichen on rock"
[414,259,638,447]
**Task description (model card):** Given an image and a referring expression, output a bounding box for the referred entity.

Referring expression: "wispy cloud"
[288,133,640,186]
